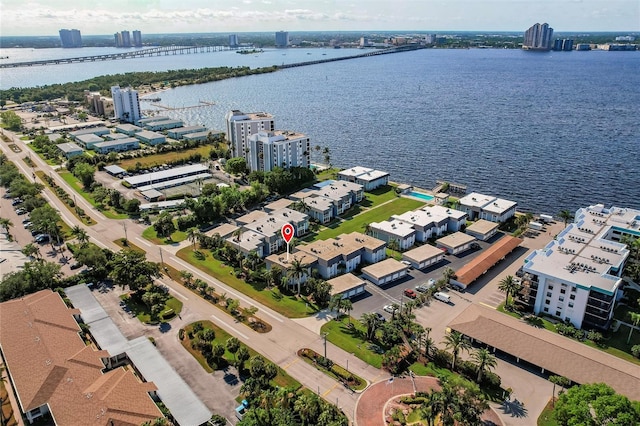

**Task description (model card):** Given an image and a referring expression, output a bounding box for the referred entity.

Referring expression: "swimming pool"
[408,191,434,202]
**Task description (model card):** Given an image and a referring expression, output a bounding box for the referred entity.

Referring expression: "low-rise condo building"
[458,192,517,223]
[135,130,167,145]
[369,219,416,251]
[337,166,389,190]
[436,232,476,255]
[402,244,446,270]
[465,219,499,241]
[521,204,638,329]
[361,258,410,286]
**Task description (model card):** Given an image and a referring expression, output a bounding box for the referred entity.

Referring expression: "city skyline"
[0,0,638,37]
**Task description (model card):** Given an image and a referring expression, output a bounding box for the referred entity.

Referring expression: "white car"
[383,304,397,314]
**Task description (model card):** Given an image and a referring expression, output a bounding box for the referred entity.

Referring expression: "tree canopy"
[554,383,640,426]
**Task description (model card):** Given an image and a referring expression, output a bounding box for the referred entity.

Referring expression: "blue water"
[2,47,639,214]
[408,192,435,202]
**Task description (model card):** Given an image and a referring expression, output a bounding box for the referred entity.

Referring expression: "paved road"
[1,128,566,425]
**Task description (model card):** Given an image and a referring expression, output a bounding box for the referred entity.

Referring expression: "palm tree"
[22,242,41,259]
[186,227,200,250]
[360,312,380,341]
[549,375,570,407]
[286,258,308,296]
[232,227,243,242]
[471,347,497,383]
[294,198,310,213]
[226,337,240,365]
[442,331,471,371]
[71,225,89,246]
[498,275,521,307]
[442,267,456,284]
[627,311,640,344]
[0,217,12,233]
[558,209,574,226]
[180,270,193,288]
[342,299,353,323]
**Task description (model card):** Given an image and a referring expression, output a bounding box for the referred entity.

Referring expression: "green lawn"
[537,399,558,426]
[120,293,183,323]
[180,320,301,389]
[58,171,128,219]
[359,185,399,209]
[320,316,384,368]
[116,145,214,170]
[314,167,339,182]
[142,221,187,244]
[312,197,425,241]
[176,248,317,318]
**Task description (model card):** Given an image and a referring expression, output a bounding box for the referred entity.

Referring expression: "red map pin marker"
[281,223,295,244]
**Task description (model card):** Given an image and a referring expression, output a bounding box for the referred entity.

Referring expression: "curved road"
[0,129,380,422]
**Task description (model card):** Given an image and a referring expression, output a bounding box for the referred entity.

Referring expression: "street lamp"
[322,332,328,359]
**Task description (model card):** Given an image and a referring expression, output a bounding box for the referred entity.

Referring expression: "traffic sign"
[281,223,295,244]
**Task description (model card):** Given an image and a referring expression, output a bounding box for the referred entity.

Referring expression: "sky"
[1,0,638,36]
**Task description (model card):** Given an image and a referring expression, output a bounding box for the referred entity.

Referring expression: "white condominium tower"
[111,86,141,123]
[247,130,310,172]
[523,23,554,51]
[225,110,275,160]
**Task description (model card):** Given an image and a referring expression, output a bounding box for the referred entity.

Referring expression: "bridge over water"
[0,45,232,68]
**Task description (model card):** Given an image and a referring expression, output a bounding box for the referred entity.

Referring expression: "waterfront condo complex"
[247,130,310,172]
[111,85,141,124]
[523,22,554,51]
[521,204,639,329]
[225,110,275,160]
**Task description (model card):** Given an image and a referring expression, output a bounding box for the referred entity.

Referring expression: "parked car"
[70,263,83,270]
[400,260,413,269]
[415,284,430,293]
[383,304,397,314]
[35,234,50,243]
[374,312,386,322]
[15,208,27,215]
[2,193,12,199]
[434,292,451,303]
[403,288,417,299]
[11,198,22,206]
[22,221,32,228]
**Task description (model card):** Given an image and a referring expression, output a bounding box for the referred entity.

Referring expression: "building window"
[548,285,554,290]
[571,287,577,292]
[568,302,574,308]
[570,294,576,300]
[560,289,566,294]
[555,311,561,317]
[546,292,552,298]
[543,307,549,312]
[545,299,550,305]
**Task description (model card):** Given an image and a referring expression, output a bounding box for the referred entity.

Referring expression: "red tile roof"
[455,236,522,286]
[0,290,162,425]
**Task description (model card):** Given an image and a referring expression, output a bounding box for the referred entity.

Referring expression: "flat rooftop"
[338,166,389,181]
[206,223,239,238]
[436,231,476,249]
[264,198,294,211]
[466,219,499,235]
[266,251,318,270]
[371,219,416,238]
[393,209,440,228]
[93,138,139,148]
[449,304,640,401]
[421,205,467,221]
[328,273,367,296]
[136,130,165,139]
[124,164,209,187]
[458,192,496,209]
[338,232,386,252]
[403,244,445,263]
[237,210,269,225]
[481,198,518,215]
[361,258,408,279]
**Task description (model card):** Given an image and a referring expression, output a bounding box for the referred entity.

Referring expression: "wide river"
[2,46,639,214]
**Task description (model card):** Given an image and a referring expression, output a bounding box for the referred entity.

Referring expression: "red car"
[403,289,417,299]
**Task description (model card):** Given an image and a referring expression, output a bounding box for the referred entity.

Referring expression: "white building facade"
[521,204,638,329]
[111,86,141,123]
[247,130,310,172]
[225,110,275,160]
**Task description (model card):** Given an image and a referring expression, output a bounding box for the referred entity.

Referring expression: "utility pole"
[322,332,328,359]
[122,221,128,241]
[159,247,164,266]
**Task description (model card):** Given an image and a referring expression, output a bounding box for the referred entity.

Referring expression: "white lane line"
[135,237,152,247]
[171,288,189,301]
[211,314,249,340]
[172,257,284,323]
